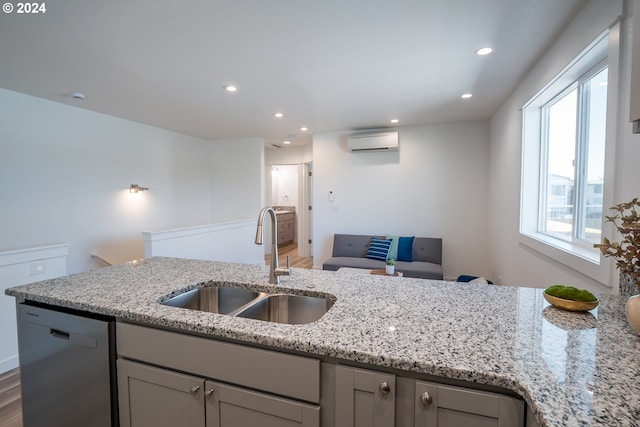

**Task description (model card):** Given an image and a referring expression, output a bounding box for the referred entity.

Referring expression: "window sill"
[518,231,611,287]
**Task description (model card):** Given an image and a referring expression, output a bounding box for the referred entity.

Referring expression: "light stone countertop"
[5,257,640,427]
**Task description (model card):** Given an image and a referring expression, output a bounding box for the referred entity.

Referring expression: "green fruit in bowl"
[545,285,597,302]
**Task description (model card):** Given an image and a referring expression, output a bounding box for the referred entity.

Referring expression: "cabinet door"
[205,380,320,427]
[285,219,294,242]
[118,359,205,427]
[335,365,395,427]
[414,381,524,427]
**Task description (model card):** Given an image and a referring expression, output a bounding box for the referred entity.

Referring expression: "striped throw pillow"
[366,238,392,261]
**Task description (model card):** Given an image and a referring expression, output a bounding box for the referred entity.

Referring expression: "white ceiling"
[0,0,585,148]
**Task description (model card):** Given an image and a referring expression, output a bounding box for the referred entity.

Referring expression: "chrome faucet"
[255,207,292,284]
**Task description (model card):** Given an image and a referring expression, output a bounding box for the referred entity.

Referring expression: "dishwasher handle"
[50,328,70,340]
[47,327,97,348]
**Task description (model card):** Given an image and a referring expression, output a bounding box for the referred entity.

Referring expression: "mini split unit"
[347,131,399,152]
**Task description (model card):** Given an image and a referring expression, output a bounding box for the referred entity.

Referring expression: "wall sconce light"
[129,184,149,193]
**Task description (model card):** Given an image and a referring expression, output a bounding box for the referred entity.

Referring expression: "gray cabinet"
[276,212,295,244]
[205,380,320,427]
[117,359,205,427]
[333,366,524,427]
[117,323,524,427]
[335,365,395,427]
[118,360,320,427]
[116,323,320,427]
[413,380,524,427]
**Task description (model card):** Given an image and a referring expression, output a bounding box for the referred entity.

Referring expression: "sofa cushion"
[322,257,443,280]
[412,237,443,264]
[395,261,443,280]
[366,238,392,261]
[332,234,383,258]
[322,257,386,271]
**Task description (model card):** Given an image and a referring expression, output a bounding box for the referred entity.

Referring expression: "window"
[520,25,619,285]
[541,63,608,245]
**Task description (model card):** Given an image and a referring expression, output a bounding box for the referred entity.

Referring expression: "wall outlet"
[28,260,46,275]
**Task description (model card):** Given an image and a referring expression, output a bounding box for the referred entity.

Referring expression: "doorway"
[269,162,313,260]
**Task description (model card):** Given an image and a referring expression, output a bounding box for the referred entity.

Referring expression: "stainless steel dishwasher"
[17,302,117,427]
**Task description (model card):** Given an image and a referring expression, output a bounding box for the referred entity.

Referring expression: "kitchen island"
[6,257,640,426]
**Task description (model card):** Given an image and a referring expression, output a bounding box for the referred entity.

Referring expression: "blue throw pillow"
[397,236,415,262]
[366,238,392,261]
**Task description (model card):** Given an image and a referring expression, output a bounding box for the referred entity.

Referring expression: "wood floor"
[0,368,21,427]
[266,242,313,269]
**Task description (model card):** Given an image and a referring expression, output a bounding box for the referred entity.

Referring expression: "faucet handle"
[275,255,292,277]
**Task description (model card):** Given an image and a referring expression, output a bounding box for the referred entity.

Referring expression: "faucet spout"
[255,207,292,284]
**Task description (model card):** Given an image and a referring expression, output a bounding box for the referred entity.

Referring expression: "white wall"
[0,89,260,273]
[265,144,313,166]
[142,220,264,265]
[271,164,299,207]
[209,137,264,222]
[489,0,639,292]
[312,122,491,280]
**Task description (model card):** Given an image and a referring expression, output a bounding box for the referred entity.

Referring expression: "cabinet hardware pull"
[379,382,391,395]
[420,391,433,406]
[190,386,200,395]
[205,388,215,399]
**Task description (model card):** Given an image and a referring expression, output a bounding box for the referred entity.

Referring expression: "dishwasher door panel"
[17,303,115,427]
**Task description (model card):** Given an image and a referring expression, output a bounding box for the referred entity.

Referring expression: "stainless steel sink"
[162,286,260,314]
[161,284,334,324]
[235,293,333,325]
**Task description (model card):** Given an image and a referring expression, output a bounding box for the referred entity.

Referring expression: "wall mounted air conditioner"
[347,131,398,152]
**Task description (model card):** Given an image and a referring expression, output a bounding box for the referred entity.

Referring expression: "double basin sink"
[161,283,334,325]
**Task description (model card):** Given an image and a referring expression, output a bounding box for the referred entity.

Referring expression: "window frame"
[520,24,620,287]
[537,59,608,248]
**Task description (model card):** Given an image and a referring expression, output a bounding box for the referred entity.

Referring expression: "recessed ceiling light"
[390,119,399,124]
[283,140,291,145]
[476,47,493,56]
[274,112,284,118]
[461,93,473,99]
[300,127,308,132]
[70,91,86,100]
[223,85,238,92]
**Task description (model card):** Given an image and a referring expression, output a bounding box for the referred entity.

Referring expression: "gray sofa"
[322,234,443,280]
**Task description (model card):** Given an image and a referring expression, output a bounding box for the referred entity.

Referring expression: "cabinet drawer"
[277,212,294,221]
[117,322,320,403]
